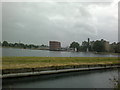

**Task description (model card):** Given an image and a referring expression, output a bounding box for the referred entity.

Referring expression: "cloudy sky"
[2,0,118,47]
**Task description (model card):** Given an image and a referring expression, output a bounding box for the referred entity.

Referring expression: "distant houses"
[49,41,61,51]
[49,41,74,51]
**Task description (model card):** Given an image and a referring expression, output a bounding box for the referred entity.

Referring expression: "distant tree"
[112,42,120,53]
[19,43,25,48]
[2,41,9,47]
[28,44,36,49]
[93,40,105,52]
[117,42,120,53]
[41,44,45,47]
[81,41,88,51]
[25,44,29,49]
[41,44,48,47]
[9,43,14,47]
[14,43,19,47]
[70,42,80,52]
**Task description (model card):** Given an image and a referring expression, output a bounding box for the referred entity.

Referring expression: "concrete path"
[1,65,120,79]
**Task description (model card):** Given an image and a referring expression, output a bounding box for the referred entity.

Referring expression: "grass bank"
[2,57,120,70]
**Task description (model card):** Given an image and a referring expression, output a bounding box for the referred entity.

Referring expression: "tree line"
[0,41,48,49]
[1,39,120,53]
[70,39,120,53]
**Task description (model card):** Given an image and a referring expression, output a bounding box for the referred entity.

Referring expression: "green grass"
[1,57,120,69]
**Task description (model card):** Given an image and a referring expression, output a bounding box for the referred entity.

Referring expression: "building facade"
[49,41,61,51]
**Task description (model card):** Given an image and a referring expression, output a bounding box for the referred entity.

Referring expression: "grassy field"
[1,57,120,69]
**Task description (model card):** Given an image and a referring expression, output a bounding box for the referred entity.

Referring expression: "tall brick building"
[49,41,61,51]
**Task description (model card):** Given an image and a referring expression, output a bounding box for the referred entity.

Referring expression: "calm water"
[2,48,119,57]
[3,69,119,88]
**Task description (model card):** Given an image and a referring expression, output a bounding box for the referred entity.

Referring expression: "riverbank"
[2,65,120,79]
[1,46,49,50]
[1,57,119,76]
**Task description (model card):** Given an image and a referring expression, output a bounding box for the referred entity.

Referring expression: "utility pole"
[87,38,90,52]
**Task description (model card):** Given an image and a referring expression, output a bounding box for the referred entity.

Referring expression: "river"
[3,68,119,88]
[1,48,119,57]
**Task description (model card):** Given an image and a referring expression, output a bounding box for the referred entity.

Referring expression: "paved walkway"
[1,65,120,79]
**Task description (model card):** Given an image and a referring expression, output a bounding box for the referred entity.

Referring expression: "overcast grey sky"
[2,1,118,47]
